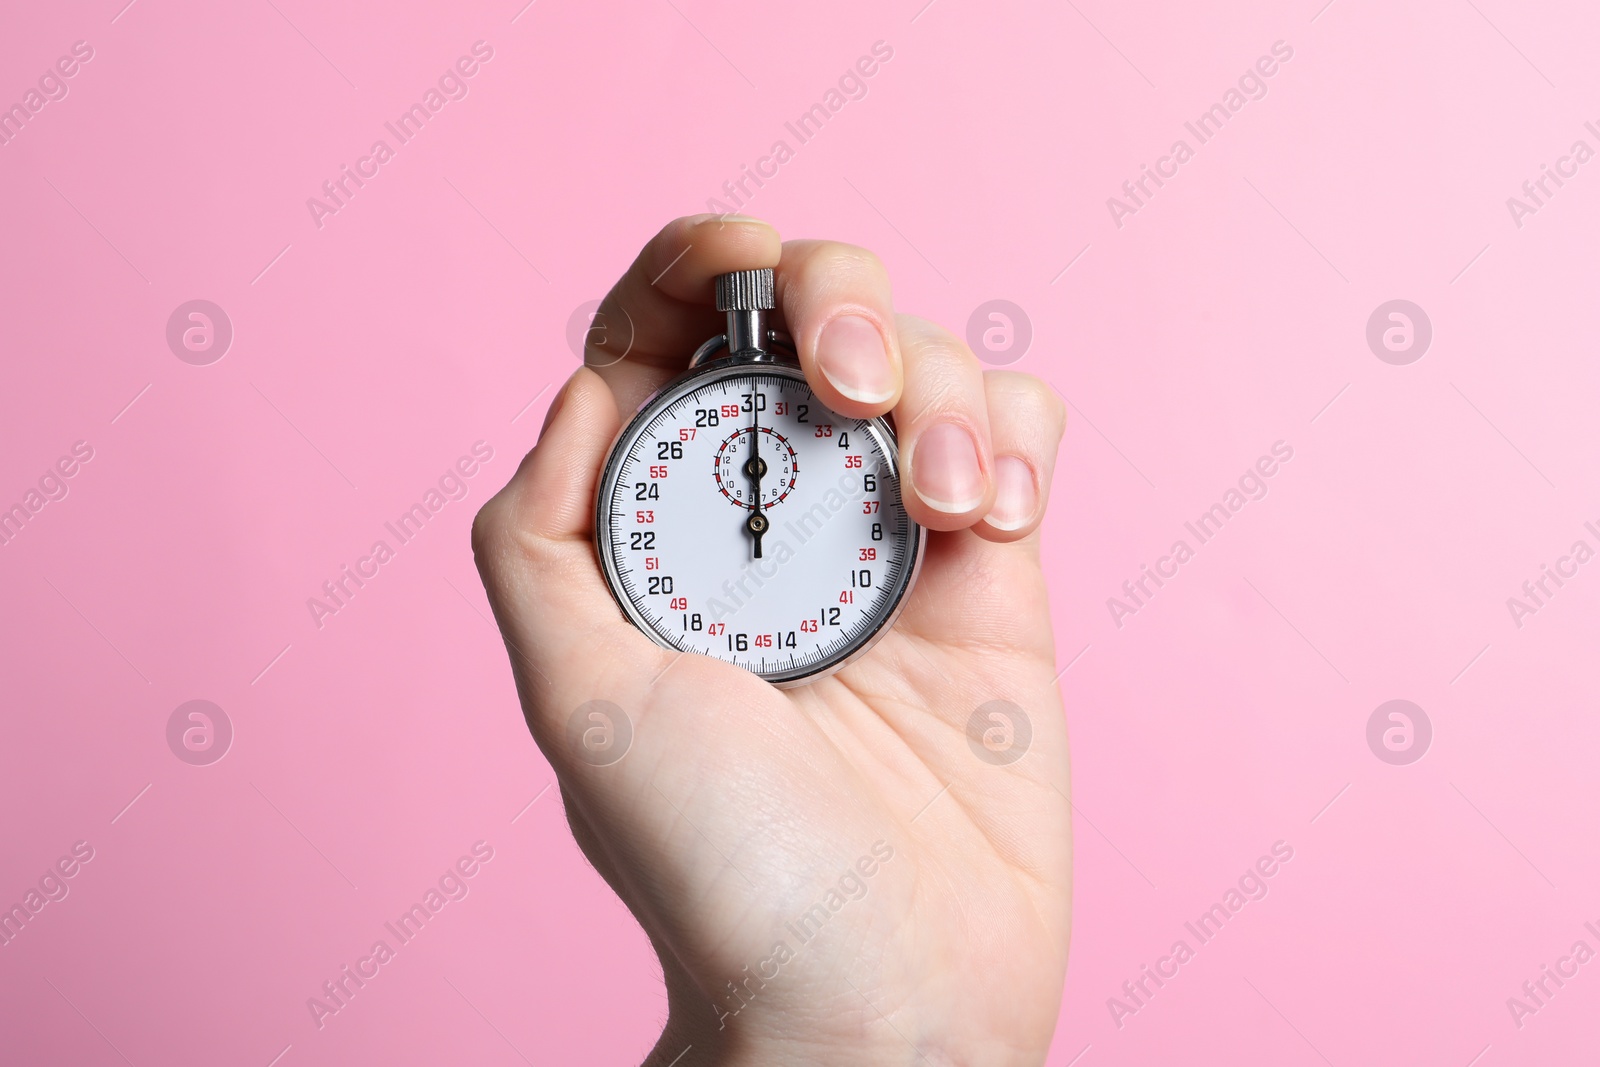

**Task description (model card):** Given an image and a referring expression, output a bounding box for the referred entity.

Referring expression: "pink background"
[2,0,1596,1063]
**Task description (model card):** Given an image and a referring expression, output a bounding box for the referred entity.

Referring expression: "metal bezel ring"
[593,358,925,688]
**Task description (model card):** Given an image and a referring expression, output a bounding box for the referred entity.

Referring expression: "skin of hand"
[473,215,1071,1067]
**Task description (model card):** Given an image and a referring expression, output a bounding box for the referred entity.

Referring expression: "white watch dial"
[597,366,922,686]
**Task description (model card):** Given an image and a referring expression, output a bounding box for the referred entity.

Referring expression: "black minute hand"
[744,396,767,558]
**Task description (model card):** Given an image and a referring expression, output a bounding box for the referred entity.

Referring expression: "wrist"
[641,999,959,1067]
[641,1012,831,1067]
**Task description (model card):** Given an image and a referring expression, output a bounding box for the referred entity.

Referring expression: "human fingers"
[774,239,902,419]
[891,314,996,531]
[971,371,1067,543]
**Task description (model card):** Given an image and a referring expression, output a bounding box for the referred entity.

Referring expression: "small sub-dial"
[714,427,798,510]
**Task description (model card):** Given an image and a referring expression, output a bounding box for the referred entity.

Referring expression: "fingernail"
[912,422,985,513]
[691,212,766,226]
[987,456,1037,530]
[817,315,895,404]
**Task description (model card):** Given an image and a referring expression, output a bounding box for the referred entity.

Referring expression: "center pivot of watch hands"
[744,454,768,479]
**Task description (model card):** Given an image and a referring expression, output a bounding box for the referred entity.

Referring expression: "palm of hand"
[609,531,1067,1061]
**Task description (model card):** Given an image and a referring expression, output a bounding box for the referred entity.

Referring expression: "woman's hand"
[474,215,1070,1066]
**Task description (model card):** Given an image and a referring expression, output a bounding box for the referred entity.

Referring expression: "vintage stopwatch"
[594,268,925,687]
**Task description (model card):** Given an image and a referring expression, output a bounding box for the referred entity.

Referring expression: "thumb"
[473,368,670,740]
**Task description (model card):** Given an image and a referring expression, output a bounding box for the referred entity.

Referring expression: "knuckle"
[896,310,953,348]
[788,242,889,306]
[896,313,970,360]
[820,242,885,281]
[985,370,1067,429]
[471,496,508,567]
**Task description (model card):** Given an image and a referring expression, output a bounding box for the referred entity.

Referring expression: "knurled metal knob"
[715,269,775,312]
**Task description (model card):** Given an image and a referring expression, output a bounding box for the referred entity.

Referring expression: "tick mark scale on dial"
[594,275,923,686]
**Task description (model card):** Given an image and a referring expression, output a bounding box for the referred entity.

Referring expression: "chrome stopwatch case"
[593,268,925,687]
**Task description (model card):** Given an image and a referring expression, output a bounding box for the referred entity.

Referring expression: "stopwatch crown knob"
[715,269,775,312]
